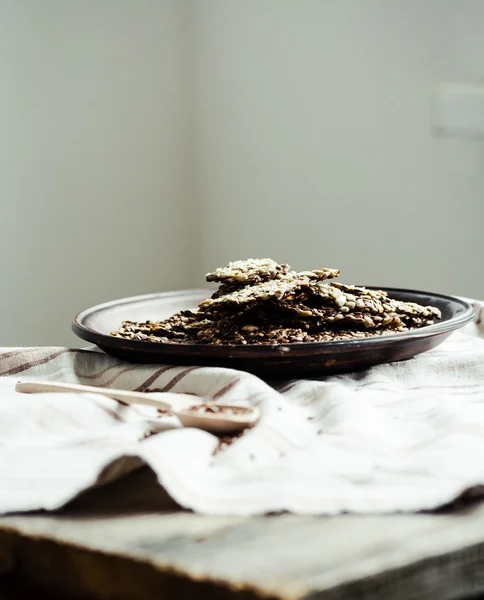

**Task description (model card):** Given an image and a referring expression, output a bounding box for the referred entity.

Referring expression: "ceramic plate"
[73,288,474,378]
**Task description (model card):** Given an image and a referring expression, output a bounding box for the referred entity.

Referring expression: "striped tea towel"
[0,298,484,516]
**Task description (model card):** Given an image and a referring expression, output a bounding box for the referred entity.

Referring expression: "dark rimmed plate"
[73,288,474,378]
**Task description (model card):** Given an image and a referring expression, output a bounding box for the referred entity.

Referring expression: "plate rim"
[72,287,475,353]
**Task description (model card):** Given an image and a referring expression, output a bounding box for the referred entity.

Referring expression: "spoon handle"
[15,380,180,411]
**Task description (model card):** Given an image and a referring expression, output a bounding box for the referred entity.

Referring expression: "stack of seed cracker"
[111,259,442,345]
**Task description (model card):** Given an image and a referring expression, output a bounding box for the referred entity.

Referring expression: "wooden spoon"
[15,380,260,434]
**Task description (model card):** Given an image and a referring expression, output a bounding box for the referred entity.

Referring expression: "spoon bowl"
[177,403,260,433]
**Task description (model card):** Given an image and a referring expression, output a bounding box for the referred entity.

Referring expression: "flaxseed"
[111,259,442,346]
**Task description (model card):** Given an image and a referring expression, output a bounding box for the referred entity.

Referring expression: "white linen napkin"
[0,298,483,515]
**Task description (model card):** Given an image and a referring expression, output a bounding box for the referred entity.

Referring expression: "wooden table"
[1,467,484,600]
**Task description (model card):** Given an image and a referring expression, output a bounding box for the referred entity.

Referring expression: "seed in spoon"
[185,404,254,416]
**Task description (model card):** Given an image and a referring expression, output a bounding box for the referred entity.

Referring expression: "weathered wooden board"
[0,468,484,600]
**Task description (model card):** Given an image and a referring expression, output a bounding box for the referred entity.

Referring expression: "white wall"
[195,0,484,298]
[0,0,195,346]
[1,1,484,347]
